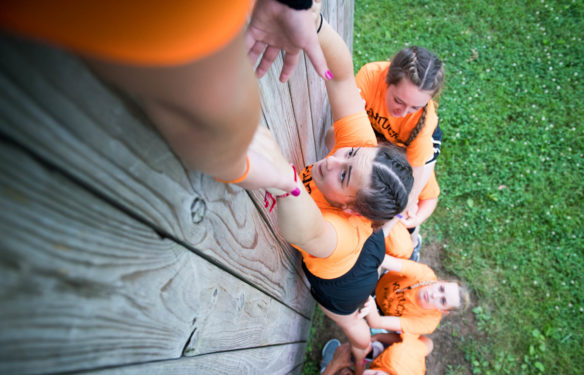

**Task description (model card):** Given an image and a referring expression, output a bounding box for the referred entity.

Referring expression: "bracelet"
[264,164,299,213]
[214,155,250,184]
[317,13,324,33]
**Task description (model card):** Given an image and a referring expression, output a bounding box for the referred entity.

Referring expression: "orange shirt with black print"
[356,61,438,167]
[295,111,378,279]
[370,333,427,375]
[374,259,441,334]
[0,1,252,65]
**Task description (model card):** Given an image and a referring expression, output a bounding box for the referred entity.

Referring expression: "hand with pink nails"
[238,126,301,197]
[246,0,332,83]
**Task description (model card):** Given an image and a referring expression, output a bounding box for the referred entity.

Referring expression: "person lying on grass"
[364,257,470,335]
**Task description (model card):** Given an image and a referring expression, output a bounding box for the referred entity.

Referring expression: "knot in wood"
[190,197,207,224]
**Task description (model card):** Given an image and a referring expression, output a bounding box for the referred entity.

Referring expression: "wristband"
[276,0,312,10]
[317,13,324,33]
[264,164,299,213]
[214,155,250,184]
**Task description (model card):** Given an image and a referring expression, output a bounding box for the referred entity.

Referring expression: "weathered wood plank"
[258,57,306,169]
[0,36,312,316]
[84,343,306,375]
[0,141,310,375]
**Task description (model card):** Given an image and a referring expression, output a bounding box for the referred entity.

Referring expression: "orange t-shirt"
[419,171,440,200]
[384,222,413,259]
[370,333,427,375]
[0,1,252,65]
[355,61,438,167]
[295,111,378,279]
[374,260,441,334]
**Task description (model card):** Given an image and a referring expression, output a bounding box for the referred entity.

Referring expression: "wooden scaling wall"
[0,1,353,374]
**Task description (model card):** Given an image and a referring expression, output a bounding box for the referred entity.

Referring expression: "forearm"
[317,20,354,82]
[415,198,438,225]
[87,32,258,181]
[317,19,363,120]
[407,163,434,212]
[375,316,401,332]
[380,255,403,272]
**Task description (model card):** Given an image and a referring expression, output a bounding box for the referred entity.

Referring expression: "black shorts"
[302,230,386,315]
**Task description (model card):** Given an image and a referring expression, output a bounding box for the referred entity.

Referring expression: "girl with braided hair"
[355,47,445,251]
[363,256,470,335]
[249,8,414,374]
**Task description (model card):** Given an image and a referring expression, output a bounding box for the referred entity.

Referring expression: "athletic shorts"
[302,230,386,315]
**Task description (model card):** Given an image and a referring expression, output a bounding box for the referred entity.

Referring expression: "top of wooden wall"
[0,1,354,374]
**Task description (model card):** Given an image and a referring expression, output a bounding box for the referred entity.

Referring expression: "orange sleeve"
[295,210,372,279]
[418,171,440,200]
[0,1,252,65]
[370,334,427,375]
[399,312,441,335]
[384,222,413,259]
[355,63,377,103]
[332,111,378,150]
[399,259,436,281]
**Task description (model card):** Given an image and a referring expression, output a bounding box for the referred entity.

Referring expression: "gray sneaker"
[320,338,341,373]
[409,234,422,262]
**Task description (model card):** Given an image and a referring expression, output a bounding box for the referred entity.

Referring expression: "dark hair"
[386,46,444,146]
[351,144,413,228]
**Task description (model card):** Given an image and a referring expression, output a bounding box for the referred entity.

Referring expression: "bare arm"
[250,127,337,258]
[400,197,438,228]
[364,297,402,332]
[317,19,365,122]
[87,32,297,193]
[406,162,435,214]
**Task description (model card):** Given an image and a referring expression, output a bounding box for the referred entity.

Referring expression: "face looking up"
[385,78,432,118]
[312,146,376,208]
[417,282,461,311]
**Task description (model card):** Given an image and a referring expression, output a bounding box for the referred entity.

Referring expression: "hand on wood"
[245,0,329,82]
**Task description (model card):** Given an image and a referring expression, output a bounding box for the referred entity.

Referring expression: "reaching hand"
[236,126,300,195]
[245,0,330,82]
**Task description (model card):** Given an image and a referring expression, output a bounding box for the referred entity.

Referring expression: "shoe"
[409,234,422,262]
[320,338,341,372]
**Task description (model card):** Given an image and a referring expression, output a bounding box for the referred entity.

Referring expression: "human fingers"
[357,304,371,319]
[247,40,267,67]
[303,35,331,81]
[256,46,280,79]
[279,50,300,82]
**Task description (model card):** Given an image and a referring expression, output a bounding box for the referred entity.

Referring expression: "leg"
[320,304,371,375]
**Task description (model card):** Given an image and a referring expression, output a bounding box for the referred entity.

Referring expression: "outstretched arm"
[364,297,402,332]
[249,126,337,258]
[316,15,365,121]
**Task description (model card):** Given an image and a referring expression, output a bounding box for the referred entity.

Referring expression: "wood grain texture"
[0,142,310,374]
[83,343,306,375]
[0,36,313,316]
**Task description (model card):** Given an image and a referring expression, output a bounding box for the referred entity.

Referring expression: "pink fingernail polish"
[325,70,334,80]
[291,187,301,197]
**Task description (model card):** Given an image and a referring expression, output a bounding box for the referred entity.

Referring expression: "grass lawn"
[303,0,583,374]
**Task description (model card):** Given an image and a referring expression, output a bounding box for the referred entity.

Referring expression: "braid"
[404,104,428,147]
[351,145,414,228]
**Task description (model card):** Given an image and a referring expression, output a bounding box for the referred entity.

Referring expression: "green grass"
[352,0,584,374]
